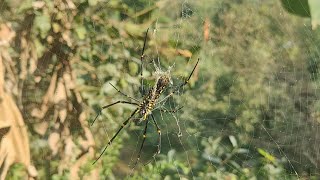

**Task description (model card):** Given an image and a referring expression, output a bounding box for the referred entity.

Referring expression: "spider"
[91,28,200,165]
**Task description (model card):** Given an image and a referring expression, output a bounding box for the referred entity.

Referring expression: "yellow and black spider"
[91,28,200,165]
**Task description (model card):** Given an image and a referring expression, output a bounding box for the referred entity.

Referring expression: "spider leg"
[140,28,149,96]
[92,108,139,165]
[132,115,149,168]
[109,83,140,103]
[177,58,200,90]
[150,114,161,156]
[91,101,139,126]
[157,58,200,105]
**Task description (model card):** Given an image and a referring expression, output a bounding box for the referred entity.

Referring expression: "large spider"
[91,28,200,165]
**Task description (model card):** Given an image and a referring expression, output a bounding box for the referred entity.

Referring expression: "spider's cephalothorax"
[91,28,200,166]
[139,73,171,120]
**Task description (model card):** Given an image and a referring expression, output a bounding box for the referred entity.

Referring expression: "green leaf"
[52,23,61,33]
[88,0,98,6]
[34,13,51,38]
[257,148,276,163]
[229,135,238,147]
[34,39,45,57]
[75,26,87,40]
[281,0,310,17]
[236,148,249,154]
[309,0,320,29]
[128,62,139,75]
[167,149,175,162]
[17,0,33,13]
[124,22,144,37]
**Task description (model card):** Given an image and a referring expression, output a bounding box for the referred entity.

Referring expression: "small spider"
[91,28,200,165]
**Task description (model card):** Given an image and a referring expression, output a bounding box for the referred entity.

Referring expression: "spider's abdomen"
[155,75,170,94]
[139,75,170,119]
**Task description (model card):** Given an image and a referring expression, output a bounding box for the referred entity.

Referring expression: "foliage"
[6,164,27,180]
[309,0,320,29]
[1,0,320,179]
[281,0,310,17]
[130,150,191,179]
[281,0,320,29]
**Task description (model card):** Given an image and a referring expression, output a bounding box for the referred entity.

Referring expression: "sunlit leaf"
[229,135,238,147]
[257,148,276,163]
[128,61,139,75]
[124,22,144,37]
[52,23,61,33]
[17,0,33,13]
[309,0,320,29]
[88,0,98,6]
[236,148,249,154]
[34,39,45,57]
[168,149,175,162]
[75,26,87,40]
[34,13,51,38]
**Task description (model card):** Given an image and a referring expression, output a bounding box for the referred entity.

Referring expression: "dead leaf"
[19,36,29,79]
[0,94,36,179]
[0,23,15,46]
[204,17,210,42]
[54,78,67,123]
[27,165,38,177]
[0,52,3,96]
[78,112,95,149]
[33,121,49,136]
[32,1,45,9]
[0,33,36,179]
[29,43,38,74]
[63,71,74,90]
[48,132,60,155]
[177,49,192,58]
[64,137,75,157]
[62,31,72,47]
[65,0,76,9]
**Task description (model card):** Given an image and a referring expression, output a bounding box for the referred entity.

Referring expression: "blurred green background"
[1,0,320,179]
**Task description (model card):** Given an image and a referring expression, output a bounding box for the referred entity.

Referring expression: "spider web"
[6,0,316,179]
[92,0,320,179]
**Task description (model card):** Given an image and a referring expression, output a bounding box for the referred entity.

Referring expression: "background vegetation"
[1,0,320,179]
